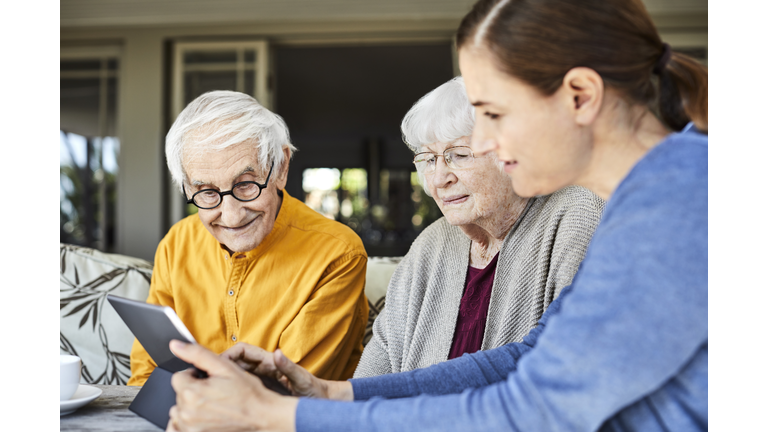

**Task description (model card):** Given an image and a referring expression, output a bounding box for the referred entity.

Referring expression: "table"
[60,385,163,431]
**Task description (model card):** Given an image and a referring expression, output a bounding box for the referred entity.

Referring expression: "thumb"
[170,340,236,377]
[274,349,303,381]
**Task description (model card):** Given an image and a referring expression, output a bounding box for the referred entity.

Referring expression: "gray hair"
[165,90,297,192]
[400,76,476,196]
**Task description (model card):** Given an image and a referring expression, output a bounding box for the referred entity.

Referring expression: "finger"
[274,349,306,383]
[169,340,237,377]
[170,367,200,393]
[219,342,248,362]
[224,343,271,365]
[277,375,292,392]
[167,406,180,432]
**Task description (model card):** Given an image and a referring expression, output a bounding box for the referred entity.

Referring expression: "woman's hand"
[166,340,298,432]
[221,343,354,401]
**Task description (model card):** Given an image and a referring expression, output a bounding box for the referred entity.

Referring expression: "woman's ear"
[559,67,604,126]
[275,147,291,190]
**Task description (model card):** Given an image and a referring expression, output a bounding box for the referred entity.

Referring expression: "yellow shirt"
[128,190,368,385]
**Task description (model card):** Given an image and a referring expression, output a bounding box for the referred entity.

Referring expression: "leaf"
[81,365,94,384]
[91,301,99,332]
[59,275,76,289]
[63,298,95,318]
[60,248,67,274]
[98,324,108,349]
[114,353,131,369]
[61,292,97,303]
[78,304,93,328]
[138,270,152,284]
[93,370,105,384]
[82,268,126,290]
[60,333,77,355]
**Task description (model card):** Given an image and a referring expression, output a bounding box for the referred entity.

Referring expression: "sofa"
[59,243,401,385]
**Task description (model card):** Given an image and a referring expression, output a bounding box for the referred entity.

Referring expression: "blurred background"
[60,0,708,262]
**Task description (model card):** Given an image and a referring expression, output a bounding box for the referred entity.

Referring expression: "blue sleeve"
[350,286,569,400]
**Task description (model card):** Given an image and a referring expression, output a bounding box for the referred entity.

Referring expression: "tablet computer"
[107,294,291,394]
[107,295,197,373]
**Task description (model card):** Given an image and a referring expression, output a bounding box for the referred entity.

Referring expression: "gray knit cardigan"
[354,185,605,378]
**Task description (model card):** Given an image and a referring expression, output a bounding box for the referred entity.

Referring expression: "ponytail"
[658,52,708,132]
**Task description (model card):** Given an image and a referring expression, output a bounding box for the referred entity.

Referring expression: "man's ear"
[274,146,291,190]
[559,67,604,126]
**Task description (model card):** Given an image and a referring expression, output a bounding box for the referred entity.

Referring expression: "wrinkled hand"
[221,343,352,401]
[166,340,298,432]
[219,343,281,378]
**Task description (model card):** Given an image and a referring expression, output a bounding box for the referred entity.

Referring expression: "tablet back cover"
[107,295,192,373]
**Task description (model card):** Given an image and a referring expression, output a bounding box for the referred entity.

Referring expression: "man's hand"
[166,340,298,432]
[221,343,354,401]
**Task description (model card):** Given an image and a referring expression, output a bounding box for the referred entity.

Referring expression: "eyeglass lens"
[413,147,474,172]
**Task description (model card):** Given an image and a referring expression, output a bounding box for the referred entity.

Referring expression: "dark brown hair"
[456,0,707,132]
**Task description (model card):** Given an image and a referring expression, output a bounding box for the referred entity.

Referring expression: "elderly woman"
[353,76,604,377]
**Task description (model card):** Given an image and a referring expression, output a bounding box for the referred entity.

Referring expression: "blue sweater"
[296,126,708,432]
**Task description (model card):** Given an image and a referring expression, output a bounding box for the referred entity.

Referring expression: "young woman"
[166,1,708,431]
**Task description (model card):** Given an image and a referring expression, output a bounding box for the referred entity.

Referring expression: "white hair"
[400,76,476,196]
[165,90,297,192]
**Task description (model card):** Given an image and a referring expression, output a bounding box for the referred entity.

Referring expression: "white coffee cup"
[60,355,81,401]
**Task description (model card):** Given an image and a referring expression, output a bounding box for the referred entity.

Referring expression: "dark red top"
[447,252,500,360]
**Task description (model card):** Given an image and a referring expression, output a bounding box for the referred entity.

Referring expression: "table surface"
[60,384,163,431]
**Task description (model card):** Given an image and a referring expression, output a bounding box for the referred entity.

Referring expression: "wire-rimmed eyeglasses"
[413,146,475,173]
[183,162,274,210]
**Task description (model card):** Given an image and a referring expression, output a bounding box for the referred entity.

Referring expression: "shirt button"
[228,290,234,296]
[231,335,237,341]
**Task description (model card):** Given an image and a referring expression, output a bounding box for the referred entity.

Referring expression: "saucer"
[60,384,102,416]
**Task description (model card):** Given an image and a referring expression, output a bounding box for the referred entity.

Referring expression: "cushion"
[60,244,401,379]
[363,256,402,346]
[60,244,153,384]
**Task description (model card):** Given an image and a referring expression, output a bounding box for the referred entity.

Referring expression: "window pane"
[61,78,100,136]
[184,70,238,105]
[60,59,101,72]
[244,69,255,97]
[303,168,342,220]
[300,167,440,254]
[60,58,120,252]
[184,50,237,64]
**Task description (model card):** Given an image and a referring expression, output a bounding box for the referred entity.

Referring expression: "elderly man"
[127,90,369,386]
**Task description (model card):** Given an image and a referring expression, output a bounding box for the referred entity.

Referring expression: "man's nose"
[218,195,246,225]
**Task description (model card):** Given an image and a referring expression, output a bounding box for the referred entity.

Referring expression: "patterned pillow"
[363,257,402,346]
[60,244,152,385]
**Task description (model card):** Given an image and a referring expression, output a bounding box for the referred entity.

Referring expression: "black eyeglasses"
[183,162,274,210]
